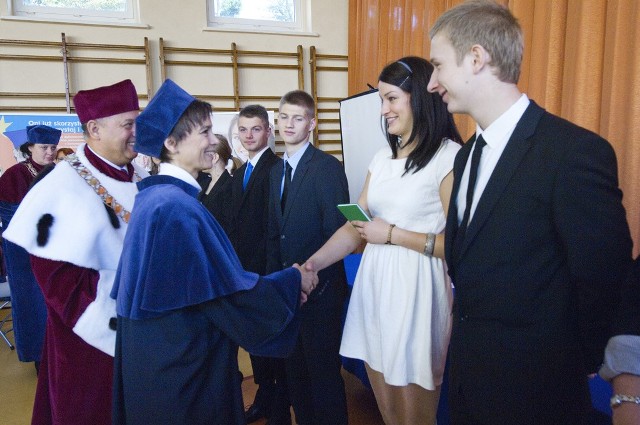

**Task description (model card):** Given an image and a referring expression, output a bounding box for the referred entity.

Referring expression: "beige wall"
[0,1,348,107]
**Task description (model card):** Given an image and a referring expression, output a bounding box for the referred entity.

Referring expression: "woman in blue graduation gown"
[111,80,316,425]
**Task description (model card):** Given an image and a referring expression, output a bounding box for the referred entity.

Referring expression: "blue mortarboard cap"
[135,79,196,158]
[3,128,29,148]
[26,125,62,146]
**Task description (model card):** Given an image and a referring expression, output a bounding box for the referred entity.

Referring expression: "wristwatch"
[610,394,640,408]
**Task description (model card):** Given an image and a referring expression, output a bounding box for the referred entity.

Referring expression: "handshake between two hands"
[292,261,318,305]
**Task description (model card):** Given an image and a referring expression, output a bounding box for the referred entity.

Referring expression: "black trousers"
[285,281,348,425]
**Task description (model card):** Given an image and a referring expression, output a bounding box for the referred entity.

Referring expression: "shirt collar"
[282,142,310,172]
[476,94,530,147]
[86,144,129,172]
[248,146,271,167]
[158,162,201,190]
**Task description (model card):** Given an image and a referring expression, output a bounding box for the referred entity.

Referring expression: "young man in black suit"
[228,105,286,424]
[427,1,632,424]
[266,90,349,425]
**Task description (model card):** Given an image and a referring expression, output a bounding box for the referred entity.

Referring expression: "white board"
[339,89,388,203]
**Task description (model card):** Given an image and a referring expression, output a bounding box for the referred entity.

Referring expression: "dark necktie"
[281,161,292,212]
[452,135,487,261]
[242,162,253,191]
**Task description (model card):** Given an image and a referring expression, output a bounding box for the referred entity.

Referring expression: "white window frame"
[7,0,140,25]
[206,0,311,35]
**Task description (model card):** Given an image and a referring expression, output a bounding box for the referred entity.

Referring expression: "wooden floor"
[0,308,383,425]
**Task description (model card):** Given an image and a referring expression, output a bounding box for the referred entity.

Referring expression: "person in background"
[3,79,147,425]
[427,1,632,423]
[228,114,249,162]
[198,133,235,234]
[111,79,317,425]
[267,90,350,425]
[0,125,61,372]
[228,104,287,425]
[306,56,462,425]
[55,147,74,163]
[600,255,640,425]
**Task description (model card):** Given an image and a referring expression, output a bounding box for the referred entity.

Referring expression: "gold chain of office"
[65,154,142,224]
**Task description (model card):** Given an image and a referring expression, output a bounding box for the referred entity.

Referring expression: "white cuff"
[72,269,117,357]
[599,335,640,381]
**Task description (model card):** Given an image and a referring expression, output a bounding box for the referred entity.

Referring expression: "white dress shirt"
[280,142,310,194]
[457,94,530,224]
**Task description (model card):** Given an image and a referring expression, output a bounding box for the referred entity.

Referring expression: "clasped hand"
[293,261,318,304]
[351,217,390,245]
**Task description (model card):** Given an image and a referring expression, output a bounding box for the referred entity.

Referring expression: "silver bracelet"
[610,394,640,408]
[423,233,436,256]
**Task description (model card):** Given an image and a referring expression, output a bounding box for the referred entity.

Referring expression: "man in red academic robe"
[4,79,148,425]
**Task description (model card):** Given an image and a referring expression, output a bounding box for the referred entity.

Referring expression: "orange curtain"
[349,0,640,255]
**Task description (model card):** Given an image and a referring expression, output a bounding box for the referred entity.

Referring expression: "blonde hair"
[430,0,523,84]
[279,90,315,118]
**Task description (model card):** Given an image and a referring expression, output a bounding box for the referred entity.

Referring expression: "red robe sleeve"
[30,256,99,328]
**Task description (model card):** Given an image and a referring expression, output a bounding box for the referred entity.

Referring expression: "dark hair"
[212,134,243,174]
[239,104,269,127]
[19,142,34,157]
[212,133,232,163]
[379,56,462,174]
[279,90,315,118]
[160,100,212,161]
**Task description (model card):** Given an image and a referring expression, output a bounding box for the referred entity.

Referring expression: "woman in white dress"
[305,56,462,425]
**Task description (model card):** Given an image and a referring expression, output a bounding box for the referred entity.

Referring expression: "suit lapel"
[272,161,285,226]
[232,161,247,213]
[445,137,474,266]
[459,101,545,259]
[239,149,275,206]
[281,145,315,227]
[208,172,227,198]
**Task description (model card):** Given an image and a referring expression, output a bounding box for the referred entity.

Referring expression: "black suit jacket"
[445,101,632,424]
[229,148,280,274]
[612,256,640,337]
[198,171,233,235]
[266,144,349,306]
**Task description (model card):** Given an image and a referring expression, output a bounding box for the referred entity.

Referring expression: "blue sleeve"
[198,267,302,357]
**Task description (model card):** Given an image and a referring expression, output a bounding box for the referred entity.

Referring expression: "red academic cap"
[73,79,139,123]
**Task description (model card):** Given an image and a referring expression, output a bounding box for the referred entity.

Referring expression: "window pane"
[215,0,295,23]
[22,0,127,12]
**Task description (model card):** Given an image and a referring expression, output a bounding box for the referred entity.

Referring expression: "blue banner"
[0,113,83,174]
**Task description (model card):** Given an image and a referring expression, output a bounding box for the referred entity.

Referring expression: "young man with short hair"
[427,1,632,423]
[267,90,350,425]
[228,104,287,424]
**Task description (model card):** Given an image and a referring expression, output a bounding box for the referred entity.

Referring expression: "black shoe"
[245,404,268,424]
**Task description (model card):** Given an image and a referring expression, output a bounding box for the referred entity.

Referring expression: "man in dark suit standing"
[229,105,284,424]
[267,90,349,425]
[427,1,632,424]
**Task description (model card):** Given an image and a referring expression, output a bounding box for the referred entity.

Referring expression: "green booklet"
[337,203,371,222]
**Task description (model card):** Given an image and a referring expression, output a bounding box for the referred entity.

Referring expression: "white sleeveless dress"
[339,140,460,390]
